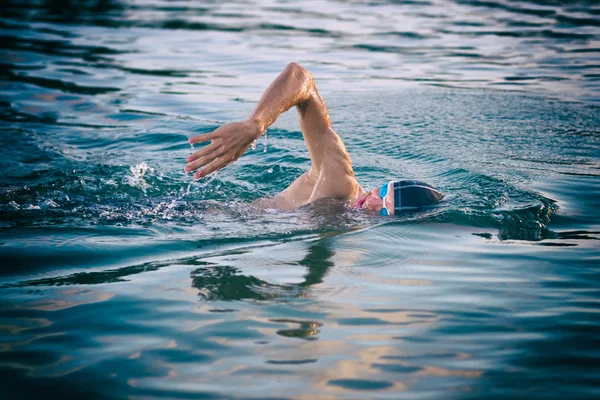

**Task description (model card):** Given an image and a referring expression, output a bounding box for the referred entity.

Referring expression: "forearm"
[248,62,316,134]
[185,63,334,179]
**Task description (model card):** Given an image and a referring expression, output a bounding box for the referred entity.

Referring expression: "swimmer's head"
[356,180,444,215]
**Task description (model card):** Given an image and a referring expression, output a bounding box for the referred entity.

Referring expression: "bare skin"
[186,62,390,212]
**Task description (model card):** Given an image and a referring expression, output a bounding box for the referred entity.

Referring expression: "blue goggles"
[379,181,393,216]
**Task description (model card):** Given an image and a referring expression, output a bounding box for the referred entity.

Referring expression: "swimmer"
[185,62,443,215]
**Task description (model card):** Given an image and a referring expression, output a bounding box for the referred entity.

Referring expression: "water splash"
[43,199,59,208]
[123,162,154,193]
[195,169,219,187]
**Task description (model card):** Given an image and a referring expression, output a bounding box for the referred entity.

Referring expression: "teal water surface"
[1,1,599,399]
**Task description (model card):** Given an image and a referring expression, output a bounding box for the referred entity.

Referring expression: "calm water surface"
[1,0,599,399]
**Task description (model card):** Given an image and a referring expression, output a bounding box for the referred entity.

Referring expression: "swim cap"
[381,180,444,215]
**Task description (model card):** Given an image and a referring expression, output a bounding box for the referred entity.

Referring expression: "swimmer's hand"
[185,119,262,179]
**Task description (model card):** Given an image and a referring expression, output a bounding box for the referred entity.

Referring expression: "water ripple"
[1,1,600,399]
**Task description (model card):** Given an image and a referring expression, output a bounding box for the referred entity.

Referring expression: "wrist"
[247,117,265,139]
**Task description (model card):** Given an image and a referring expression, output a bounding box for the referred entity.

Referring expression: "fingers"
[186,122,244,179]
[194,157,230,180]
[189,130,219,145]
[185,154,216,173]
[185,146,226,173]
[187,142,218,163]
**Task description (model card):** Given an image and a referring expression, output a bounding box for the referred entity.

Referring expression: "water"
[1,0,599,398]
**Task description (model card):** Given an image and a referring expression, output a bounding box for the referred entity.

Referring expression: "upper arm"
[291,64,351,176]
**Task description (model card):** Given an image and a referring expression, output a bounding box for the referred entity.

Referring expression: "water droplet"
[267,167,273,173]
[190,142,195,150]
[251,139,258,150]
[263,130,268,152]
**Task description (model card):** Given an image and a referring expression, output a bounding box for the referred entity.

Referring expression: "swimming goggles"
[379,181,394,216]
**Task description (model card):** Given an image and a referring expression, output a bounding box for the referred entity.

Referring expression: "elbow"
[286,62,312,81]
[286,61,304,73]
[285,62,316,104]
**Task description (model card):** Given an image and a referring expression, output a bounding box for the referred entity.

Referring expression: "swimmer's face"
[356,182,395,215]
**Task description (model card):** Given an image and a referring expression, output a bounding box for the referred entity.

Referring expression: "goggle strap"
[394,182,402,212]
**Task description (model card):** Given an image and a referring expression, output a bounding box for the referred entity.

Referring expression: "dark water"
[1,0,599,398]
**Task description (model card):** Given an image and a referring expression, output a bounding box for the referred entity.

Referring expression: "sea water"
[1,1,599,399]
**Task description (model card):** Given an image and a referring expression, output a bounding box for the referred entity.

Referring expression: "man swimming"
[185,62,443,215]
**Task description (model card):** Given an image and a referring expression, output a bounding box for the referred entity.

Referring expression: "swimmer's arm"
[250,62,347,177]
[248,62,331,144]
[251,63,356,200]
[186,62,335,179]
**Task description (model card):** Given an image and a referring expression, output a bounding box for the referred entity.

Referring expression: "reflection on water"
[1,222,600,397]
[191,240,335,303]
[1,0,600,398]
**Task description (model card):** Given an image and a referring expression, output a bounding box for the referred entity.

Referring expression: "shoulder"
[311,168,360,202]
